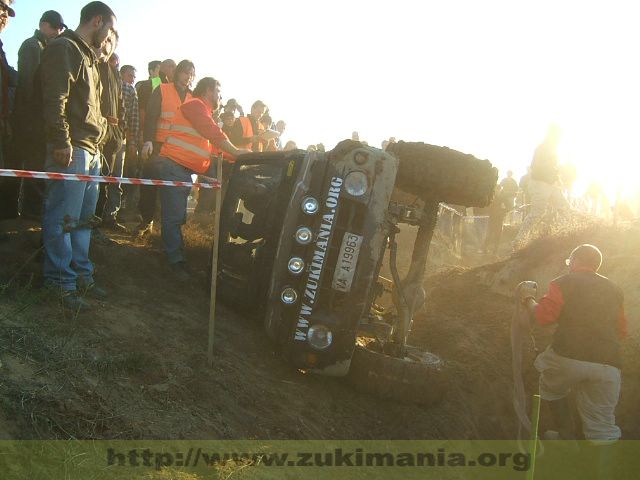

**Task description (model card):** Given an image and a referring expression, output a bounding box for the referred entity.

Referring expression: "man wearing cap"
[519,244,627,441]
[40,1,117,310]
[0,0,18,222]
[12,10,66,220]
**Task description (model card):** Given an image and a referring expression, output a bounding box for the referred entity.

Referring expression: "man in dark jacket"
[12,10,66,220]
[40,1,116,310]
[95,31,127,232]
[135,60,160,137]
[0,0,18,222]
[521,244,626,441]
[513,125,569,248]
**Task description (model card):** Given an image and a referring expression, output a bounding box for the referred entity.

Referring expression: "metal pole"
[208,155,224,367]
[527,393,542,480]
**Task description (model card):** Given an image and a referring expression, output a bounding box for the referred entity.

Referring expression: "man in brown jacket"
[40,1,116,310]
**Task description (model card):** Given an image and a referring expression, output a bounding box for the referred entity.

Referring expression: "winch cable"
[512,287,533,436]
[512,282,542,447]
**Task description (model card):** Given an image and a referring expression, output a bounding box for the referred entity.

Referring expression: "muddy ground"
[1,217,639,440]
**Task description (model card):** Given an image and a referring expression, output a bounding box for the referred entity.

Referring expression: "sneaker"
[134,221,153,237]
[61,291,91,311]
[169,262,191,282]
[101,218,128,233]
[78,281,108,300]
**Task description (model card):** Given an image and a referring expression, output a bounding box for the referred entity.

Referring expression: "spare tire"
[347,344,447,406]
[387,141,498,207]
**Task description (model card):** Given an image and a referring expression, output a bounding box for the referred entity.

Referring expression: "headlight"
[344,171,368,197]
[307,325,333,350]
[281,287,298,305]
[302,197,319,215]
[288,257,305,275]
[295,227,313,245]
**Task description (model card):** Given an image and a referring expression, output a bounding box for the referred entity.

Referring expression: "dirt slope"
[1,219,639,440]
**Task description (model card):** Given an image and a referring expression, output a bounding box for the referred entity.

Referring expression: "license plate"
[332,232,363,293]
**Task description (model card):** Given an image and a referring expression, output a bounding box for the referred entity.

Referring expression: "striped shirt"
[122,81,139,143]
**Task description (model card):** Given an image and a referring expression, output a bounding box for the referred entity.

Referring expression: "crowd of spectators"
[0,1,295,307]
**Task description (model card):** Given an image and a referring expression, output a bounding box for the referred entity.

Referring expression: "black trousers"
[96,127,124,220]
[137,155,159,224]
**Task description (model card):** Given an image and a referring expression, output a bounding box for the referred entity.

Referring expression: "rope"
[0,168,221,189]
[512,286,533,434]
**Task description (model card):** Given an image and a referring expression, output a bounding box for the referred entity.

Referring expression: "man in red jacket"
[153,77,249,280]
[520,244,626,441]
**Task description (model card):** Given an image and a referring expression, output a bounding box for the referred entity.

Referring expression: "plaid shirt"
[121,81,139,144]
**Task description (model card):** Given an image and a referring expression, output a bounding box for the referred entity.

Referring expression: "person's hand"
[237,148,251,155]
[517,281,537,305]
[53,147,73,167]
[141,141,153,160]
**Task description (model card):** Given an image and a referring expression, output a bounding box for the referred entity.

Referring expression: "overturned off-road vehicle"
[218,140,497,405]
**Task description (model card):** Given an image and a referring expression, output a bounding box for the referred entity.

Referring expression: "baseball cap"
[40,10,67,29]
[0,1,15,17]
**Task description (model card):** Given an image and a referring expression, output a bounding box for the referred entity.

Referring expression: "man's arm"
[17,39,40,103]
[181,101,249,157]
[40,40,78,165]
[523,281,564,326]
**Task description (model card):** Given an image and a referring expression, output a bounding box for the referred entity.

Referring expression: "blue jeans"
[42,146,101,291]
[153,156,193,264]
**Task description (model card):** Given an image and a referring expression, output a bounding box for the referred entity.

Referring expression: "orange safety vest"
[237,116,264,152]
[160,98,234,174]
[155,83,192,143]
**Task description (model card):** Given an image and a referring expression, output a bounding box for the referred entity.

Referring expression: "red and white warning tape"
[0,169,220,189]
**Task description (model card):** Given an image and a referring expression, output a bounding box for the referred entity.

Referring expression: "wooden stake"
[527,393,542,480]
[208,155,223,367]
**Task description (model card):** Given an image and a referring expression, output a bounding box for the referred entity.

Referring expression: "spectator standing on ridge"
[513,125,568,248]
[283,140,297,151]
[274,120,286,150]
[481,186,509,255]
[40,1,116,309]
[499,170,519,210]
[136,59,194,237]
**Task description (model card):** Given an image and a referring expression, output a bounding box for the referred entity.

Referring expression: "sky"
[3,0,640,199]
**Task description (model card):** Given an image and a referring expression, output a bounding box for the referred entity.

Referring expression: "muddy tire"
[387,141,498,207]
[347,345,447,406]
